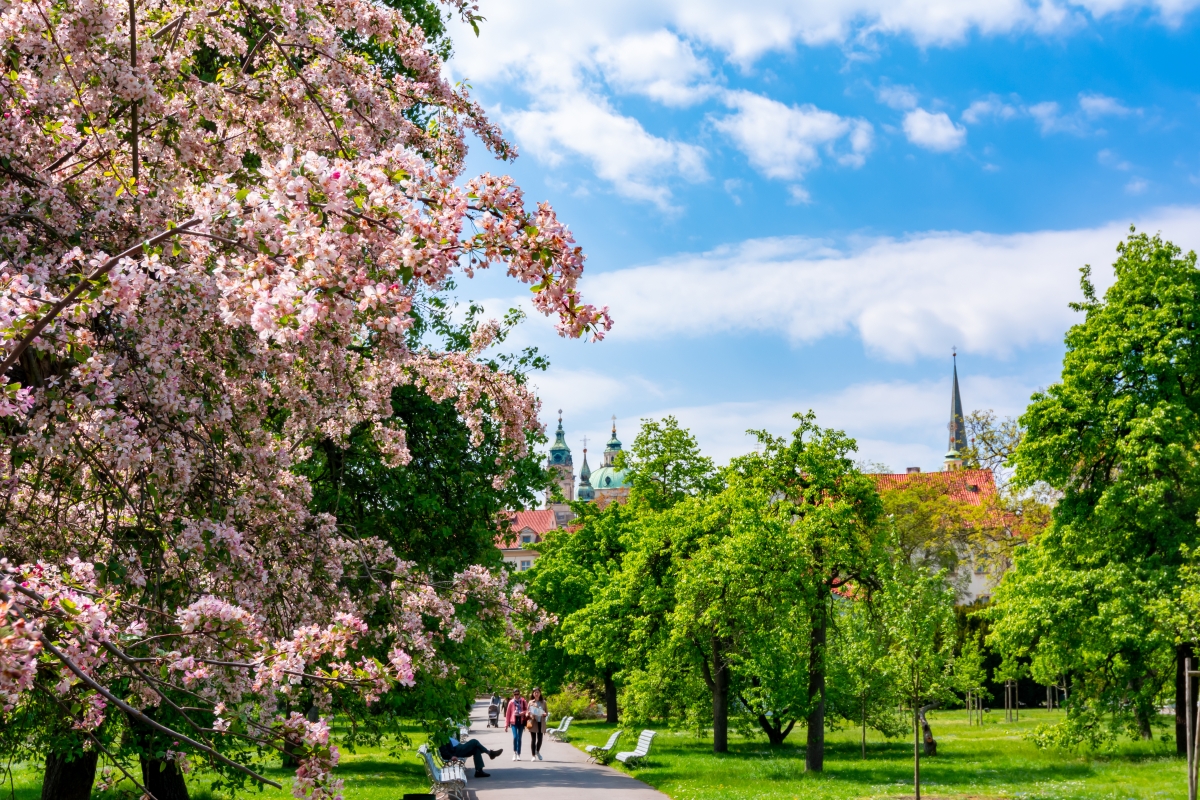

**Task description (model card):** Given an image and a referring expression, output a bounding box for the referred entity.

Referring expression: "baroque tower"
[546,410,575,504]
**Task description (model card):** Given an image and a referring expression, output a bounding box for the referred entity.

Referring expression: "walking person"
[527,687,549,760]
[505,688,528,761]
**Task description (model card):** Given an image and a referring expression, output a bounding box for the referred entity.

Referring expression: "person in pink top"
[504,688,528,760]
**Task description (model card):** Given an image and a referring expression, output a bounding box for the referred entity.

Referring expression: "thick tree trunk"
[130,708,189,800]
[41,749,99,800]
[140,754,189,800]
[604,669,619,724]
[805,606,827,772]
[712,645,730,754]
[1178,643,1195,755]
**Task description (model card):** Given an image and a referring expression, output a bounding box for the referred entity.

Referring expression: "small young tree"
[953,634,989,725]
[829,596,905,758]
[882,562,957,800]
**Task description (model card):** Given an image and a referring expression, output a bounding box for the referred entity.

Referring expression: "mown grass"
[564,709,1183,800]
[6,710,1183,799]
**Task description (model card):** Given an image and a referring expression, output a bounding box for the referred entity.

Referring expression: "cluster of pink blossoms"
[0,0,592,794]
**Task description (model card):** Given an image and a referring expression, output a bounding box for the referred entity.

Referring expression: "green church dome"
[589,465,629,490]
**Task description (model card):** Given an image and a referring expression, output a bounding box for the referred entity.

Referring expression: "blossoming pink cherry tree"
[0,0,606,795]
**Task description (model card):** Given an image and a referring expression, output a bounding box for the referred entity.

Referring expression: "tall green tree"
[526,501,630,721]
[988,230,1200,750]
[729,412,885,771]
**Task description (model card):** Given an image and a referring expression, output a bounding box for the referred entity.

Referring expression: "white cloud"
[1029,92,1138,134]
[877,83,920,110]
[714,90,874,182]
[505,93,707,209]
[575,206,1200,360]
[595,31,714,106]
[903,109,968,151]
[1079,92,1133,118]
[962,95,1020,124]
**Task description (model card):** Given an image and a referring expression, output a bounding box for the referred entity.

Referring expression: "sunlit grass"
[565,709,1183,800]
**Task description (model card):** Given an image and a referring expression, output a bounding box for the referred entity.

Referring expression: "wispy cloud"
[570,206,1200,360]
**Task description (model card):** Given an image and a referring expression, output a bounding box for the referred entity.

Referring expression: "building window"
[520,560,532,571]
[521,533,533,544]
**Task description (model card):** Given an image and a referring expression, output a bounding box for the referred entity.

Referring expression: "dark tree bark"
[1177,643,1195,755]
[41,749,99,800]
[698,637,731,754]
[755,712,795,746]
[140,755,189,800]
[130,709,189,800]
[805,604,827,772]
[604,669,618,724]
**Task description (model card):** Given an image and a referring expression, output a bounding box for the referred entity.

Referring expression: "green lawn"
[6,711,1182,800]
[564,710,1183,800]
[5,728,430,800]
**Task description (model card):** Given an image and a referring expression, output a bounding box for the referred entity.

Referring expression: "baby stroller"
[487,701,501,728]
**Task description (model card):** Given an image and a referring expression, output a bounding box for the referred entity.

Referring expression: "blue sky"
[445,0,1200,471]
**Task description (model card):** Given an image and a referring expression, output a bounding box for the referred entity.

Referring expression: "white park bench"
[547,716,574,741]
[417,743,467,800]
[615,730,657,767]
[584,729,621,762]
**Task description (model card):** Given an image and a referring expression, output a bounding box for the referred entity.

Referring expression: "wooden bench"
[615,730,656,767]
[585,729,621,762]
[547,715,573,741]
[417,744,467,800]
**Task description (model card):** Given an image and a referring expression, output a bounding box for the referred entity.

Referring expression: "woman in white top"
[527,687,549,760]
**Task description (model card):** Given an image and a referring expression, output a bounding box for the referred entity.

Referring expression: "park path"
[458,699,669,800]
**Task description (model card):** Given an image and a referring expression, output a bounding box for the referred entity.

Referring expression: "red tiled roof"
[504,509,558,534]
[496,509,559,550]
[870,469,996,506]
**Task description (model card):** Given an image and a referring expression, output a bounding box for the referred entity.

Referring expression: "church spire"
[945,350,967,469]
[577,436,594,502]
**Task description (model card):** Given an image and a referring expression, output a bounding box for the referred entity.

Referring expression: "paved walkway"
[455,699,669,799]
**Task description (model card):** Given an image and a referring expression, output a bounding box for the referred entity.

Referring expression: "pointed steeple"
[946,350,967,469]
[603,415,622,468]
[577,437,595,502]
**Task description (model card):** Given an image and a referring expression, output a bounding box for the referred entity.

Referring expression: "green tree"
[526,501,630,721]
[952,633,990,725]
[729,412,885,771]
[988,230,1200,750]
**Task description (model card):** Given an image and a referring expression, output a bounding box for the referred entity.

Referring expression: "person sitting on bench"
[439,736,503,778]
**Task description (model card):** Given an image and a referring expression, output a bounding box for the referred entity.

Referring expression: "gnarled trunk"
[755,711,795,746]
[41,749,99,800]
[919,702,938,756]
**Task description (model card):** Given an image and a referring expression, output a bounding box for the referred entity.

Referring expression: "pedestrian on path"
[505,688,528,760]
[527,687,548,760]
